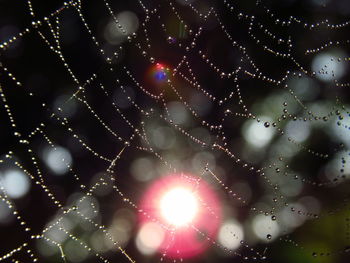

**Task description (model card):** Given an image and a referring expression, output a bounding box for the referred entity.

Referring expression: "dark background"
[0,0,350,262]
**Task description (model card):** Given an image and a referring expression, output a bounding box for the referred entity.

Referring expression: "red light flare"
[138,173,222,259]
[142,62,171,95]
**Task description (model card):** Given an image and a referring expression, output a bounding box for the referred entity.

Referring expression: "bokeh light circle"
[143,62,171,92]
[160,187,198,227]
[138,173,222,259]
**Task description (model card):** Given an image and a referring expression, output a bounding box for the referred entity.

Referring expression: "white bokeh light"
[285,121,311,143]
[104,11,139,45]
[288,76,320,101]
[151,126,176,150]
[160,188,198,227]
[43,146,72,175]
[252,214,280,242]
[131,157,156,182]
[279,203,307,229]
[312,52,347,82]
[167,101,189,125]
[136,222,165,255]
[218,220,244,250]
[1,170,30,199]
[243,117,275,148]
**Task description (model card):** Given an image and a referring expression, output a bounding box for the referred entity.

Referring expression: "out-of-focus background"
[0,0,350,262]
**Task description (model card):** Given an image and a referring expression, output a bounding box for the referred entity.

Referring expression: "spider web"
[0,0,350,262]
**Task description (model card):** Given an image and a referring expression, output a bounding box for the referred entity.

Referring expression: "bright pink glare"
[138,173,222,258]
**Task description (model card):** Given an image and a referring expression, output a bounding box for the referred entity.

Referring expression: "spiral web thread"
[0,0,350,262]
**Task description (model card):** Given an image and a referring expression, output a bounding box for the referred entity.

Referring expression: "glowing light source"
[160,187,198,227]
[143,62,171,96]
[138,174,222,259]
[153,63,169,82]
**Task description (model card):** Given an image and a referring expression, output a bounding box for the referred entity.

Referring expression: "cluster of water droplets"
[0,0,349,262]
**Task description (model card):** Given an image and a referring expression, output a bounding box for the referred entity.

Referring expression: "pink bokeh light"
[138,173,222,259]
